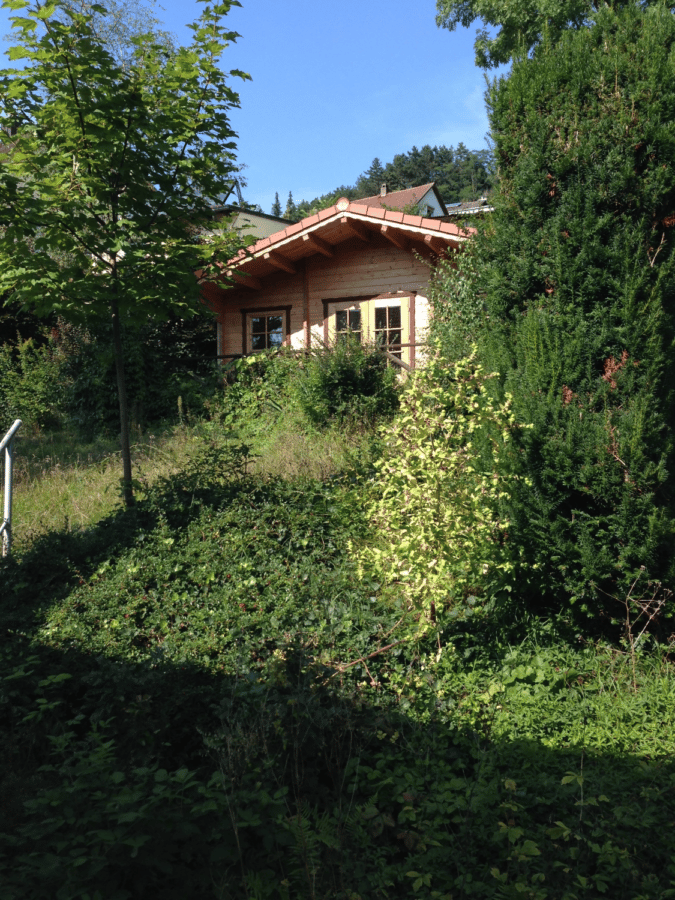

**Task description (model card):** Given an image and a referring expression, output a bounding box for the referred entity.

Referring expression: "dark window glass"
[335,306,362,343]
[249,313,285,351]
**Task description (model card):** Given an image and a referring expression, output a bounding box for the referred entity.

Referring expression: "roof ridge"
[356,181,436,205]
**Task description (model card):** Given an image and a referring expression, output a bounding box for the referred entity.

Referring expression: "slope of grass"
[7,425,203,550]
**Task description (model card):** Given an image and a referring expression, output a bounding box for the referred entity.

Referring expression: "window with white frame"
[374,303,402,358]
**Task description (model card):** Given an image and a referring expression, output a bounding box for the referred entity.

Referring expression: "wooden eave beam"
[263,249,296,274]
[381,224,410,252]
[340,216,371,242]
[227,269,262,290]
[302,232,334,257]
[424,234,447,255]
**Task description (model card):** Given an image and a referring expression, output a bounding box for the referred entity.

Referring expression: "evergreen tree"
[283,146,493,216]
[271,192,282,217]
[445,2,675,612]
[356,157,386,196]
[284,191,297,221]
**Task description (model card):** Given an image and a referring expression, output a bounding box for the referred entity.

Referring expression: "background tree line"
[273,142,494,222]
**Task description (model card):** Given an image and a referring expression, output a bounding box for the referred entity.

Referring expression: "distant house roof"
[443,197,494,218]
[229,210,293,240]
[207,206,292,240]
[356,182,448,217]
[218,196,472,289]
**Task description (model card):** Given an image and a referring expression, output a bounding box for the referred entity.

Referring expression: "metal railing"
[1,419,22,557]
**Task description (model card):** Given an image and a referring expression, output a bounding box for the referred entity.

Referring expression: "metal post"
[1,419,22,558]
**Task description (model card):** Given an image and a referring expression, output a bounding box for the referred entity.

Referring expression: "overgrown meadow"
[2,347,675,900]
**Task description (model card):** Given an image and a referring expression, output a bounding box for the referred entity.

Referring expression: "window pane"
[251,317,265,334]
[251,333,266,351]
[389,330,401,347]
[268,332,283,348]
[388,306,401,329]
[335,310,347,331]
[348,309,361,330]
[267,315,283,333]
[375,307,387,330]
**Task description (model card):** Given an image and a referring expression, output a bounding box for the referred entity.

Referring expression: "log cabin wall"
[207,232,435,359]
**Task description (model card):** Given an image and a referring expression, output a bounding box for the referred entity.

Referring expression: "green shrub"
[293,336,400,427]
[355,349,526,619]
[207,349,298,431]
[59,315,221,437]
[0,335,66,432]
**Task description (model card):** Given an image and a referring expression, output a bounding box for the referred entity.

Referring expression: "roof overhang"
[222,198,472,288]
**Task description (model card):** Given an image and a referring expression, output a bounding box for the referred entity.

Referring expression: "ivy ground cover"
[1,444,675,899]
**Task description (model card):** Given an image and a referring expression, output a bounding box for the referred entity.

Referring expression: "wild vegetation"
[2,342,675,899]
[431,0,675,616]
[0,0,246,505]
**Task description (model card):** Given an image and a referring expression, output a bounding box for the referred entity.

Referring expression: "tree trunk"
[110,293,134,508]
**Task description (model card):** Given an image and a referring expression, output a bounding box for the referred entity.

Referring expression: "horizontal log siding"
[208,235,435,357]
[306,237,431,346]
[219,271,304,357]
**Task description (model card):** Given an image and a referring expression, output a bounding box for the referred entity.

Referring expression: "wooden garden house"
[202,189,470,369]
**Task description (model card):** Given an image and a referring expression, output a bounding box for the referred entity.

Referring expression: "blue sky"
[0,0,499,213]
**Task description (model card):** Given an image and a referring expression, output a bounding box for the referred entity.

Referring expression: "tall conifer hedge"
[468,2,675,612]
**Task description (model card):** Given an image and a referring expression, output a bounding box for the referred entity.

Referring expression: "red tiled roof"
[223,198,472,282]
[355,182,438,211]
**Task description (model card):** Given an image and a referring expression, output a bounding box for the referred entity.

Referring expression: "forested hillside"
[276,142,493,221]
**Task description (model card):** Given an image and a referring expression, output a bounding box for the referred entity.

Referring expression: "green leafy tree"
[56,0,175,66]
[0,0,247,506]
[438,2,675,611]
[436,0,608,68]
[435,0,672,69]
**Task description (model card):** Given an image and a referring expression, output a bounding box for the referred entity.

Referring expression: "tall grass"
[5,415,368,554]
[7,425,205,551]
